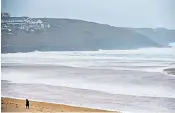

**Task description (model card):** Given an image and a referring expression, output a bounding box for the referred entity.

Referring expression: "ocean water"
[1,45,175,113]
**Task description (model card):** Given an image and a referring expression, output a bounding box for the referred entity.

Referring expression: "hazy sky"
[2,0,175,29]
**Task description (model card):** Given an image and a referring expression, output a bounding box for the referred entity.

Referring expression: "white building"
[1,14,51,32]
[1,12,10,17]
[1,17,27,25]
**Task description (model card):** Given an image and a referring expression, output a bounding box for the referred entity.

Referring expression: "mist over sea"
[2,44,175,113]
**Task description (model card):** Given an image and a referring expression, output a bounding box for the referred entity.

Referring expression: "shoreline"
[1,97,118,112]
[164,68,175,75]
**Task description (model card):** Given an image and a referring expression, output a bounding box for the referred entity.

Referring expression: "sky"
[1,0,175,29]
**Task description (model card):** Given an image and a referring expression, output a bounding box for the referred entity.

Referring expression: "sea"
[1,43,175,113]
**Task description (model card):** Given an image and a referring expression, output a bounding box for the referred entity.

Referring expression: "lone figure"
[26,99,29,109]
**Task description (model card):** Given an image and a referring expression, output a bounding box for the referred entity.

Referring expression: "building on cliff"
[1,13,50,33]
[1,12,10,17]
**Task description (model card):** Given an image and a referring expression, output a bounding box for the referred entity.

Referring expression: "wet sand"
[1,97,117,112]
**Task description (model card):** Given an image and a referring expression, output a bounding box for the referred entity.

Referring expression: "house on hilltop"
[1,13,51,34]
[1,12,10,17]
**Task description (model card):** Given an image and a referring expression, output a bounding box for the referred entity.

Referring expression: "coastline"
[1,97,118,112]
[164,68,175,75]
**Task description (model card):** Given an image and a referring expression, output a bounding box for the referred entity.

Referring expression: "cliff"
[132,28,175,46]
[2,18,164,53]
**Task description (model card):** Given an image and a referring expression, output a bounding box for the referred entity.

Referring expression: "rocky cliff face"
[2,18,168,53]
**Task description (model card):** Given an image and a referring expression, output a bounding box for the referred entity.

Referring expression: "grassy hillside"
[132,28,175,46]
[2,18,161,53]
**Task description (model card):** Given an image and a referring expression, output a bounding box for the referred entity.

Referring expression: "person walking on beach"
[26,99,29,109]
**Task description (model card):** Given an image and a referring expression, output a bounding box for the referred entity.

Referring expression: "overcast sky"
[2,0,175,29]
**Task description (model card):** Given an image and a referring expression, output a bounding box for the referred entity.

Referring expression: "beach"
[1,48,175,113]
[1,97,112,112]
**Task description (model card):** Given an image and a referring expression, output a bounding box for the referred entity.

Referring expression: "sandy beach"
[1,97,116,112]
[2,48,175,113]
